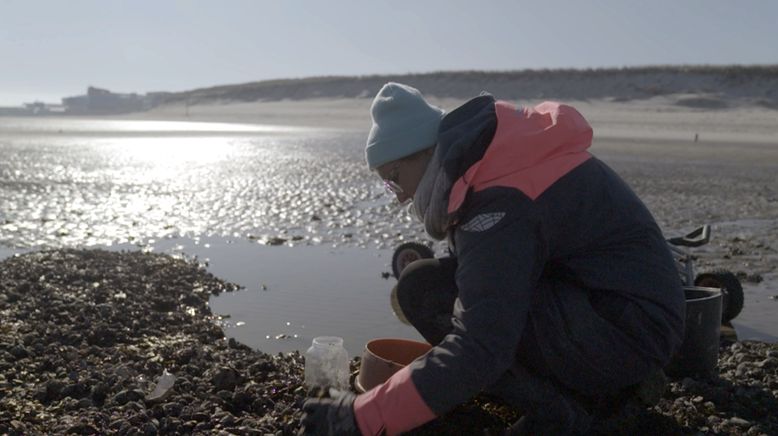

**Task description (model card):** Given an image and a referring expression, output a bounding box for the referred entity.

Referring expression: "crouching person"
[301,83,685,435]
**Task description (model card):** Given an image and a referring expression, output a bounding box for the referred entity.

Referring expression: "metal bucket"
[665,286,723,378]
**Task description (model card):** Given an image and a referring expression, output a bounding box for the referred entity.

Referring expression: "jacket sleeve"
[353,188,546,435]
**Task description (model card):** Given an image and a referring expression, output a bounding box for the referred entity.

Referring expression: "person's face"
[375,151,430,204]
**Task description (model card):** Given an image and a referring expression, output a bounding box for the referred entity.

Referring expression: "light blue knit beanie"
[365,82,445,170]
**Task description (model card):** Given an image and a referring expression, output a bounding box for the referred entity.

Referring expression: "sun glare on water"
[100,119,299,134]
[88,119,304,180]
[118,136,234,166]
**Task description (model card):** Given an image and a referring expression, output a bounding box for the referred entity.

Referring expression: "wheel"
[694,269,744,323]
[391,242,435,279]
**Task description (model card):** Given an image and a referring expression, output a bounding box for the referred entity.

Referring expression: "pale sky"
[1,0,777,106]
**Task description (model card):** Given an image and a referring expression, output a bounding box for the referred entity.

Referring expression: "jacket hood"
[447,100,593,213]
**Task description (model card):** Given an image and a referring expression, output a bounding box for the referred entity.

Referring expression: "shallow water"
[2,116,777,351]
[124,236,421,356]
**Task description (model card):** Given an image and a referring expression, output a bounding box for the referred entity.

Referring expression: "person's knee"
[395,258,440,318]
[397,257,438,289]
[394,257,458,342]
[397,256,457,289]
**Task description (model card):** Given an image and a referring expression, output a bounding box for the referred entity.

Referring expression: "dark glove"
[300,391,361,436]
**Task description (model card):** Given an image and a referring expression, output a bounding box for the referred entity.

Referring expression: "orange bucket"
[355,338,432,393]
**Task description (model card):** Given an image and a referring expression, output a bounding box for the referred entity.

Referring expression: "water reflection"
[0,117,427,251]
[94,119,304,133]
[0,117,306,135]
[109,136,237,173]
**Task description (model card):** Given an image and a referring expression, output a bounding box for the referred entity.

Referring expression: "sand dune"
[122,66,778,142]
[161,66,778,109]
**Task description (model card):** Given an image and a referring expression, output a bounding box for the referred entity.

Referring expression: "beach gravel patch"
[1,249,777,435]
[0,249,307,434]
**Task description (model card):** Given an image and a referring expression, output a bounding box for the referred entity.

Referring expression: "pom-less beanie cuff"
[366,112,443,169]
[365,83,445,170]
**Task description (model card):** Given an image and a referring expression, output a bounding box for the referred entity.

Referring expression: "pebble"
[212,367,241,391]
[729,416,750,426]
[66,423,100,434]
[112,389,145,406]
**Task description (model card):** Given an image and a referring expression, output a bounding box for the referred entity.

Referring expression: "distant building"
[0,101,65,116]
[24,101,66,115]
[62,86,169,115]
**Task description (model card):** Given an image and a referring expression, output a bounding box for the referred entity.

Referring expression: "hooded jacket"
[354,96,685,436]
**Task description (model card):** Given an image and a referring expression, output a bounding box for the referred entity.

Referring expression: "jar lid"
[312,336,344,347]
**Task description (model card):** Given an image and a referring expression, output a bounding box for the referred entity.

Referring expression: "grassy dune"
[163,65,778,109]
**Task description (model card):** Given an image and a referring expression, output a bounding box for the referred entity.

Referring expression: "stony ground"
[1,249,776,435]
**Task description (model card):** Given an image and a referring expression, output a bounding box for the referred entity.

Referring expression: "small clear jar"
[304,336,349,390]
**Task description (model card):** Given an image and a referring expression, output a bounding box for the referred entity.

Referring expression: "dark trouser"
[395,257,661,430]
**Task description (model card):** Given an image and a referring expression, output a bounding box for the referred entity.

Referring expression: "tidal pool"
[126,236,422,356]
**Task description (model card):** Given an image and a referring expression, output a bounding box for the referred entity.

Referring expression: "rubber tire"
[391,242,435,279]
[694,269,744,323]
